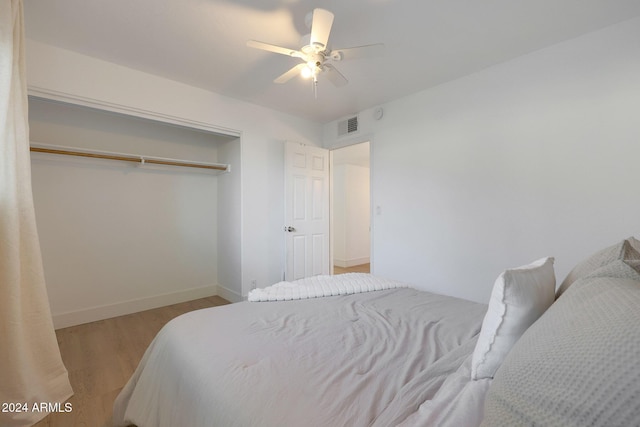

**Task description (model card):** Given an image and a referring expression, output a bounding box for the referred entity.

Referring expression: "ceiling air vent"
[338,115,359,137]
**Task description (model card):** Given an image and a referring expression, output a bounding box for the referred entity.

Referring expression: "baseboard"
[52,285,218,329]
[333,257,370,268]
[216,284,244,303]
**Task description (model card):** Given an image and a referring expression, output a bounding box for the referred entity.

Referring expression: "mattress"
[113,284,487,427]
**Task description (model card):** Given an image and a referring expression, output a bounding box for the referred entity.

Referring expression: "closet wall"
[29,97,241,328]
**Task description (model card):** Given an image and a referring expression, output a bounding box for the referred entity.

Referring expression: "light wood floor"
[33,296,230,427]
[333,263,370,275]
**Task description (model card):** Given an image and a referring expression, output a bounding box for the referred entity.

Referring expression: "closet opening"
[28,96,242,328]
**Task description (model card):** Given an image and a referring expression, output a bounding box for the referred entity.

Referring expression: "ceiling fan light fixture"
[301,60,322,79]
[246,8,383,91]
[301,65,313,79]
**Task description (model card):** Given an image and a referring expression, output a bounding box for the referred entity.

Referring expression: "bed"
[113,237,640,427]
[113,275,491,427]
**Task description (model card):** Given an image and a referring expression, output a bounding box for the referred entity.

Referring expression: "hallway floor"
[333,263,370,275]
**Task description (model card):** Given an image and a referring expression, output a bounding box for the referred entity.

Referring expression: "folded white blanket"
[248,273,409,302]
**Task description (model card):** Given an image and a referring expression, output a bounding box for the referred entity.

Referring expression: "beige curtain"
[0,1,73,425]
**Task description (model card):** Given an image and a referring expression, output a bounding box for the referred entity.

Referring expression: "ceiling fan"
[247,8,383,95]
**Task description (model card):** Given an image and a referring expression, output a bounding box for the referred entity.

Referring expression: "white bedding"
[398,355,492,427]
[113,281,488,427]
[248,273,408,301]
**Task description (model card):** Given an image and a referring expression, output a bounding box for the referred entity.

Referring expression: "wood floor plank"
[33,296,230,426]
[333,263,371,275]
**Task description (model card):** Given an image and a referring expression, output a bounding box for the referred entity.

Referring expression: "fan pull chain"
[313,74,318,99]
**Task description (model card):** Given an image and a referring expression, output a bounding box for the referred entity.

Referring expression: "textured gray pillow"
[482,260,640,427]
[555,238,640,298]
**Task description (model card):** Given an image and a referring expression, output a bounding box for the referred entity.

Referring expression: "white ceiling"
[23,0,640,124]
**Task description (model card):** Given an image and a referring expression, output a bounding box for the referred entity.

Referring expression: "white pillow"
[471,257,556,380]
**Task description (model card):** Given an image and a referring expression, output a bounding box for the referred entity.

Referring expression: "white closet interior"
[28,97,242,328]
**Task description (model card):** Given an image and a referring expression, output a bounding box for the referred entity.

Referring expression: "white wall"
[324,17,640,303]
[216,138,242,300]
[333,165,347,264]
[333,164,371,267]
[26,40,323,317]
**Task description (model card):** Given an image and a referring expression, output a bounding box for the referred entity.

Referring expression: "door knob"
[284,226,296,232]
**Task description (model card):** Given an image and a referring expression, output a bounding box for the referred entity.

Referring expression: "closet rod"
[30,144,229,172]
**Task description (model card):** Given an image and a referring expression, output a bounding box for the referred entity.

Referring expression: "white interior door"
[284,142,330,281]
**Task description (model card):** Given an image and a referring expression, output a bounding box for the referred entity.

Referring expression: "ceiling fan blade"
[309,8,334,49]
[274,64,306,84]
[330,43,385,61]
[323,64,348,87]
[247,40,304,58]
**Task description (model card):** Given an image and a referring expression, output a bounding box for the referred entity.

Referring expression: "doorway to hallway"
[330,141,371,275]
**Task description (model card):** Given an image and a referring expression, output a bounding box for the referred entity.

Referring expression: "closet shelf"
[29,143,230,173]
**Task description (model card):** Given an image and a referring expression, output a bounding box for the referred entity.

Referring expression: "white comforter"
[248,273,408,301]
[114,283,488,427]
